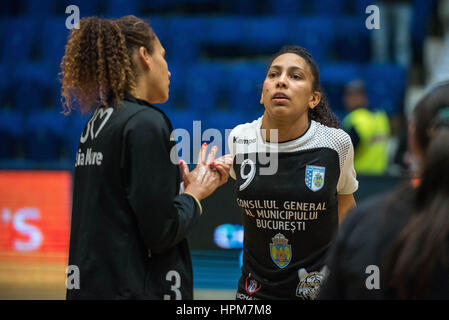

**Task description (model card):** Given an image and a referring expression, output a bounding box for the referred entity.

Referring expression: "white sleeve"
[228,128,237,180]
[336,133,358,194]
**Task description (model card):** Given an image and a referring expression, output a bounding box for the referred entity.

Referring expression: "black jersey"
[67,94,201,300]
[228,117,358,300]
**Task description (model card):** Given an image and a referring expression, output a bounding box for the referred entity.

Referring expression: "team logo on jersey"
[296,266,329,300]
[269,233,292,269]
[305,165,326,192]
[245,275,261,295]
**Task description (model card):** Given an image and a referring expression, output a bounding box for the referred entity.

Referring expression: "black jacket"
[67,94,201,300]
[318,186,449,299]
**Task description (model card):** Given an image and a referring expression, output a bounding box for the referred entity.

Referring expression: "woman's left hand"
[210,154,233,186]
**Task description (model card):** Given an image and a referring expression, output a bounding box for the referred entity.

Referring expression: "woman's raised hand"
[179,143,231,201]
[210,154,233,186]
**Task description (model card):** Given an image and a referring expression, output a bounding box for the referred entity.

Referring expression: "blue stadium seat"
[320,63,362,112]
[0,2,18,17]
[139,0,178,13]
[229,0,262,15]
[311,0,345,16]
[25,111,68,161]
[362,64,407,116]
[205,17,246,46]
[267,0,302,16]
[0,110,23,158]
[166,17,206,64]
[164,61,187,110]
[203,110,246,132]
[165,109,201,135]
[0,20,4,54]
[411,0,438,49]
[164,109,202,164]
[22,0,57,16]
[1,18,38,64]
[12,63,52,112]
[288,17,335,63]
[147,16,170,44]
[65,113,90,161]
[28,19,65,109]
[320,63,361,83]
[353,0,373,17]
[180,0,218,3]
[227,62,267,111]
[39,18,70,68]
[62,0,99,17]
[185,62,228,112]
[104,0,139,17]
[0,63,9,107]
[47,72,64,111]
[335,16,370,62]
[244,17,290,53]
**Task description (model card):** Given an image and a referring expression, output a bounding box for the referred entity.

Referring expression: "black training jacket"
[66,93,201,300]
[318,186,449,300]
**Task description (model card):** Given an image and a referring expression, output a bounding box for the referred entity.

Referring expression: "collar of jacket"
[124,92,154,108]
[123,92,174,132]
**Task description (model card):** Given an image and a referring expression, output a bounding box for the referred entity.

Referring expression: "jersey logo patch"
[305,165,325,192]
[245,275,261,295]
[296,266,329,300]
[270,233,291,269]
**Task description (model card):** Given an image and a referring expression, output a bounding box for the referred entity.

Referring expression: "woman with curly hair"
[62,15,231,300]
[228,46,358,300]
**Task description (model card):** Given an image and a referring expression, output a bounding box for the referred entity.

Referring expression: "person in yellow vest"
[342,79,390,175]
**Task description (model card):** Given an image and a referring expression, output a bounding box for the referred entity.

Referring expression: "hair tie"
[437,107,449,121]
[428,107,449,137]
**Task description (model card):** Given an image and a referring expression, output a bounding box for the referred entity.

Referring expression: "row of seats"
[0,110,84,161]
[0,61,407,161]
[0,61,406,116]
[165,62,407,115]
[0,15,372,67]
[0,0,373,18]
[0,5,408,163]
[0,108,257,161]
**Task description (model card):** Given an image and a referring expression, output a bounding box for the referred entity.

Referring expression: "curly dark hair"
[269,45,340,128]
[60,15,156,114]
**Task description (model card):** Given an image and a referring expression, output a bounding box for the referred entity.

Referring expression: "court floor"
[0,250,240,300]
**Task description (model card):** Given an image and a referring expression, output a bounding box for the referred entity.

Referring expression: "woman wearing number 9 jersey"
[228,46,358,300]
[61,15,231,299]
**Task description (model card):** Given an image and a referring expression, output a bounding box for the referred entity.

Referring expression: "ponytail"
[388,129,449,298]
[60,15,156,114]
[308,91,340,128]
[384,84,449,299]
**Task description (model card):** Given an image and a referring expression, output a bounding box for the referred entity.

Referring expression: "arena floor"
[0,250,240,300]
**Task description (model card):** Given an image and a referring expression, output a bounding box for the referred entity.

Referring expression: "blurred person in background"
[342,79,390,175]
[61,15,231,300]
[319,81,449,299]
[228,46,358,300]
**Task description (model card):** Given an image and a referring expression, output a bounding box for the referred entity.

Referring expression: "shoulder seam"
[313,124,352,169]
[123,108,154,132]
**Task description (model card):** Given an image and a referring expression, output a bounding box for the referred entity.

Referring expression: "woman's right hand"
[179,143,223,201]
